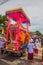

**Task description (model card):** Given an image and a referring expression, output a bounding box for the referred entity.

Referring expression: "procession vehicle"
[2,8,30,56]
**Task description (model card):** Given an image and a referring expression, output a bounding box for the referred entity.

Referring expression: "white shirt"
[27,43,35,53]
[35,42,39,49]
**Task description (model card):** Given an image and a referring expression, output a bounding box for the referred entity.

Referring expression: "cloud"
[0,0,43,33]
[0,0,9,5]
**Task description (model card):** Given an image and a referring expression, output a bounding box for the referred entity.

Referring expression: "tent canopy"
[6,8,30,24]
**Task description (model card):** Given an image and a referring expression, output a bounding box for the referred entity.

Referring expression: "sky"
[0,0,43,34]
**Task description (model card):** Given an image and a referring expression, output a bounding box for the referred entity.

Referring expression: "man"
[27,38,35,62]
[0,39,4,54]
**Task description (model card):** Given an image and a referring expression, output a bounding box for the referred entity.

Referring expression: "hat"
[30,38,33,43]
[36,39,38,42]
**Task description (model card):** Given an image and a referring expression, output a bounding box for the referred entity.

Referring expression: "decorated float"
[2,8,31,56]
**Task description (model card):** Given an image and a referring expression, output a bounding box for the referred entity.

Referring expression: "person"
[27,38,35,62]
[34,39,39,55]
[0,39,4,55]
[41,37,43,47]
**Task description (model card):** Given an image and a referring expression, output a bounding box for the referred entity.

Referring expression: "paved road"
[0,54,43,65]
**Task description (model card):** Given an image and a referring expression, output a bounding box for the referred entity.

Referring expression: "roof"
[6,7,30,25]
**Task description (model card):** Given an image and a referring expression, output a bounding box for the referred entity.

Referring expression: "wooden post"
[0,48,3,55]
[40,49,43,62]
[42,49,43,61]
[0,48,1,55]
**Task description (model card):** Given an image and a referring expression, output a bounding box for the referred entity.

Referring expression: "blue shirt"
[0,41,4,48]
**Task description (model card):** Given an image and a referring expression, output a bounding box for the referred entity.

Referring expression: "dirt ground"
[0,42,43,65]
[0,51,43,65]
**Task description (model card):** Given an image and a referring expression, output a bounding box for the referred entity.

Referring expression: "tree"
[35,30,42,36]
[0,15,8,34]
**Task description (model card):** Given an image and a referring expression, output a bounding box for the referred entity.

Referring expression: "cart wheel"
[17,52,22,57]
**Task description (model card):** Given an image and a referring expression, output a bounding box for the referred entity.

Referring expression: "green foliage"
[35,30,42,36]
[0,15,7,29]
[41,34,43,37]
[0,15,8,34]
